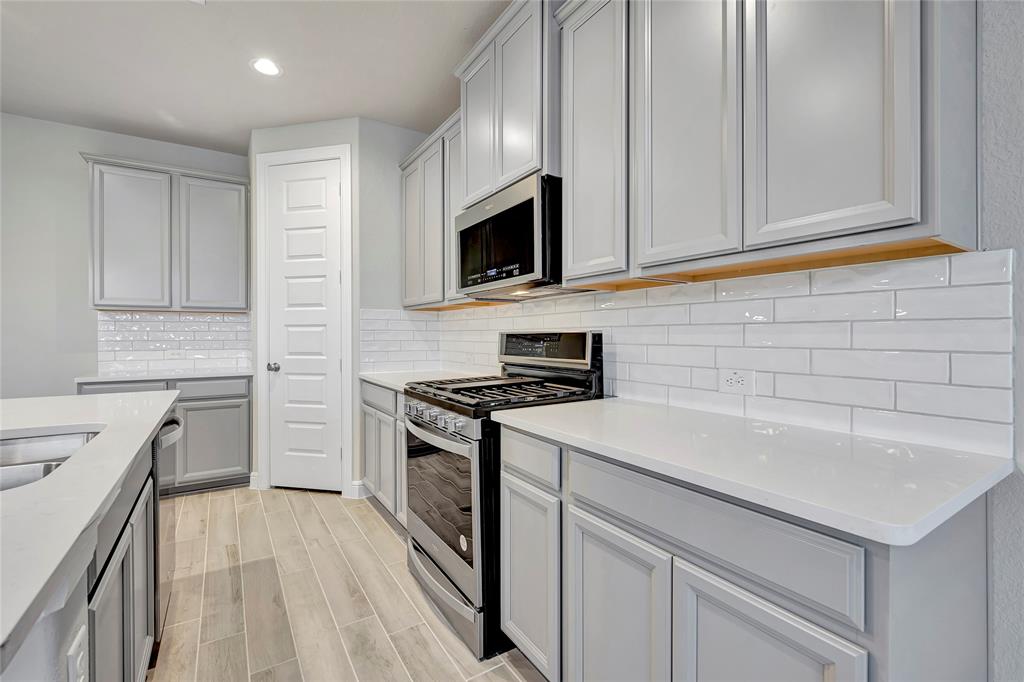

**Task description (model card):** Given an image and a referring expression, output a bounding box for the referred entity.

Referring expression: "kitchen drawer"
[501,427,561,491]
[361,381,397,415]
[172,377,249,400]
[568,451,865,629]
[80,381,168,395]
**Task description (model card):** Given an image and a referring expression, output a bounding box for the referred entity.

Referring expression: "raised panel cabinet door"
[632,0,742,265]
[362,405,379,495]
[461,44,496,208]
[395,420,408,526]
[376,410,397,514]
[402,163,424,306]
[178,176,248,310]
[175,398,251,485]
[672,558,867,682]
[443,123,468,302]
[561,0,628,280]
[495,0,543,189]
[501,472,561,680]
[91,163,172,308]
[129,479,155,682]
[743,0,921,247]
[89,519,132,682]
[566,505,672,682]
[421,140,446,304]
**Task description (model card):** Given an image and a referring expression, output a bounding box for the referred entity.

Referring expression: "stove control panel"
[405,400,476,439]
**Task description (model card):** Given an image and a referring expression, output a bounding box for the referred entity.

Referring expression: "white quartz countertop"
[0,391,178,666]
[75,369,253,384]
[492,399,1014,546]
[359,369,479,392]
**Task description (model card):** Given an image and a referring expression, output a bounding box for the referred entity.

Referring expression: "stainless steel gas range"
[403,331,603,660]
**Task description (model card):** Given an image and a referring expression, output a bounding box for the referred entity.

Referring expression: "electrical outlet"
[719,369,755,395]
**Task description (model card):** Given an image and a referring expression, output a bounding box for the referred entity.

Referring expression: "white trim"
[254,145,360,497]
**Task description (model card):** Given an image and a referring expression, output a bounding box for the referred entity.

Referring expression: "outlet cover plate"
[719,369,755,395]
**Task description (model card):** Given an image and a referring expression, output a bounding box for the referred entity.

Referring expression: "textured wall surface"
[979,1,1024,679]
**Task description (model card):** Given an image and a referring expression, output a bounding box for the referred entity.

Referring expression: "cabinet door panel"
[395,420,408,526]
[562,0,628,280]
[744,0,920,247]
[92,164,172,308]
[178,177,247,309]
[90,522,132,682]
[176,398,250,484]
[501,472,560,680]
[673,558,867,682]
[129,480,155,682]
[566,505,671,681]
[402,163,423,306]
[495,1,542,188]
[421,141,445,304]
[362,405,378,494]
[376,411,397,513]
[633,0,742,265]
[461,46,496,207]
[444,124,467,302]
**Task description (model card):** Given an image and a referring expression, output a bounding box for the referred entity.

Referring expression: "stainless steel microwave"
[455,172,572,300]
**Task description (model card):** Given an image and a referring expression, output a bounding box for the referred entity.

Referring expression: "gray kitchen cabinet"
[565,504,672,682]
[672,558,867,682]
[631,0,742,266]
[460,45,496,207]
[495,0,542,188]
[501,471,561,680]
[91,163,172,308]
[84,154,249,311]
[128,480,155,682]
[743,0,920,248]
[395,420,408,526]
[176,398,250,485]
[178,176,248,310]
[362,405,380,497]
[558,0,628,281]
[401,139,445,307]
[376,410,398,514]
[443,117,470,304]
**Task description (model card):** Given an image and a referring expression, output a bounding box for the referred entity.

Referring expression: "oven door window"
[459,198,535,289]
[407,427,474,568]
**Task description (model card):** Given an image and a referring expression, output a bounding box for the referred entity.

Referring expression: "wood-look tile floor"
[150,487,544,682]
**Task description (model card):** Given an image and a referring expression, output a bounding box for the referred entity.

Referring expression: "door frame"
[253,145,359,496]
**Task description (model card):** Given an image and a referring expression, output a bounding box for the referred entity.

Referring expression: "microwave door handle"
[406,420,473,459]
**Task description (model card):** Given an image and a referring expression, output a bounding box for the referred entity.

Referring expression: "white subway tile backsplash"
[950,250,1012,285]
[595,290,646,309]
[580,309,629,327]
[896,383,1013,423]
[668,324,743,347]
[627,304,690,326]
[690,299,773,324]
[716,272,809,300]
[646,282,715,305]
[852,409,1013,459]
[895,284,1012,319]
[691,368,718,390]
[811,349,949,382]
[744,322,850,348]
[811,256,949,293]
[745,396,850,432]
[951,354,1013,388]
[774,374,894,409]
[610,380,669,403]
[775,291,894,322]
[627,364,692,387]
[555,294,596,312]
[852,319,1013,352]
[646,345,716,368]
[668,387,744,416]
[611,326,669,345]
[716,347,810,373]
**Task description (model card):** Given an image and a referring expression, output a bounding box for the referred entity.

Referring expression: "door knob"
[267,362,281,372]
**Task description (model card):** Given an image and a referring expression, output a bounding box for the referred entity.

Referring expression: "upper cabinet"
[558,0,628,281]
[742,0,920,248]
[456,0,560,209]
[91,164,173,308]
[443,118,470,303]
[87,155,249,310]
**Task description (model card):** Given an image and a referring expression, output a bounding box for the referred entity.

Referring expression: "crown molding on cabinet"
[80,152,249,185]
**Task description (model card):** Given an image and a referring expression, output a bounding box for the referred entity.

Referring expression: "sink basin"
[0,432,98,490]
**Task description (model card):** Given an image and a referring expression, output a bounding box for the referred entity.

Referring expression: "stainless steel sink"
[0,431,98,491]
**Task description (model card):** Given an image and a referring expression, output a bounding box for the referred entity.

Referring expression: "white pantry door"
[266,159,344,490]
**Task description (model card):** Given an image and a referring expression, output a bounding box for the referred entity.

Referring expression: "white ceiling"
[1,0,508,154]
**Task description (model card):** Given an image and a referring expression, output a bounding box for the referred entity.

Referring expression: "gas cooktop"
[405,375,589,409]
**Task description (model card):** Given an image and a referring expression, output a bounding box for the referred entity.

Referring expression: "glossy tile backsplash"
[95,311,251,376]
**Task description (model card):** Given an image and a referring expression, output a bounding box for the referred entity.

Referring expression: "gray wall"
[248,116,425,310]
[979,2,1024,680]
[0,114,247,399]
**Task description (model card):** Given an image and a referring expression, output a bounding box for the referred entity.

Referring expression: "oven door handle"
[408,541,477,623]
[406,420,474,459]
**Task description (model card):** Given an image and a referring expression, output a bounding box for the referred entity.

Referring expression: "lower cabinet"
[90,478,155,682]
[500,472,561,680]
[565,505,672,682]
[361,402,398,516]
[395,420,408,526]
[175,398,250,485]
[672,558,867,682]
[362,405,379,496]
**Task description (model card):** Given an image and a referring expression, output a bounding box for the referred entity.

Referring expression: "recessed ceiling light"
[250,58,281,77]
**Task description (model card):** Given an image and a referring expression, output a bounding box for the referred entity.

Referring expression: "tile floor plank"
[165,574,203,626]
[172,536,208,580]
[207,495,239,570]
[349,503,406,564]
[340,617,413,682]
[238,502,274,563]
[176,492,210,540]
[339,537,422,634]
[265,510,312,575]
[250,658,303,682]
[235,486,261,507]
[197,631,248,682]
[287,490,335,544]
[309,492,363,542]
[503,648,546,682]
[469,664,518,682]
[390,622,462,682]
[150,619,199,682]
[304,536,374,627]
[202,554,245,643]
[260,489,291,514]
[279,568,358,682]
[242,558,297,673]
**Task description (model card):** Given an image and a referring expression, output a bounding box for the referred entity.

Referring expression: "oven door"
[405,417,481,605]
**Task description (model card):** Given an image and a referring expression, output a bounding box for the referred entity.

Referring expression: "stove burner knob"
[414,403,426,416]
[443,415,456,430]
[453,418,466,432]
